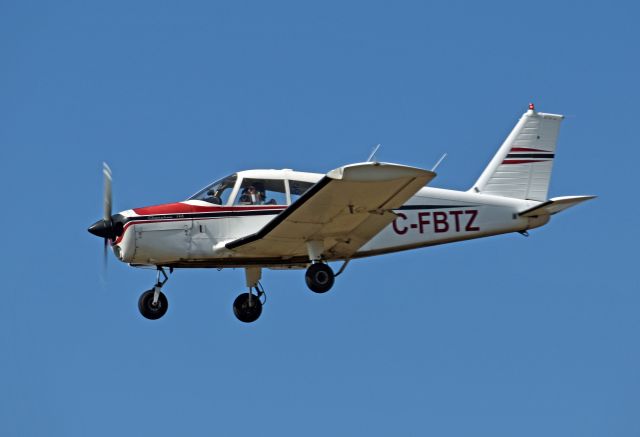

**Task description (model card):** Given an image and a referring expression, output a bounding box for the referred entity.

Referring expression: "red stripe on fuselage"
[133,202,286,215]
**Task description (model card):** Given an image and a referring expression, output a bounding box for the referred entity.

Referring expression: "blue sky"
[1,1,638,436]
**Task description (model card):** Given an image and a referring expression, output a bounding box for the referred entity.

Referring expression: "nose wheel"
[138,288,169,320]
[138,267,171,320]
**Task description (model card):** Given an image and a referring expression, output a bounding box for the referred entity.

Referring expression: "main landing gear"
[138,267,171,320]
[230,241,344,323]
[304,240,336,294]
[229,262,338,323]
[305,263,334,293]
[233,267,266,323]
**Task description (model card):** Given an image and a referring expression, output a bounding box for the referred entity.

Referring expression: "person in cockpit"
[239,185,264,205]
[254,182,278,205]
[204,189,222,205]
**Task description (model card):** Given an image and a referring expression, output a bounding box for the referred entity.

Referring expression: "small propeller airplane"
[89,104,594,323]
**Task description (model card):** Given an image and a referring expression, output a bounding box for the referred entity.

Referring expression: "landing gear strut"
[138,267,171,320]
[233,267,266,323]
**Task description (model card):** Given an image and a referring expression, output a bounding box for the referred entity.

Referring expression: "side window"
[235,179,287,206]
[289,180,314,204]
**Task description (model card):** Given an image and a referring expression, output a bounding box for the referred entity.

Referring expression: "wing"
[225,162,436,259]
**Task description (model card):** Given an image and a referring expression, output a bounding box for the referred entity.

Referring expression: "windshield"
[189,174,237,205]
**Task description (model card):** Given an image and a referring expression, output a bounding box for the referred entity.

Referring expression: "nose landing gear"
[138,288,168,320]
[138,267,171,320]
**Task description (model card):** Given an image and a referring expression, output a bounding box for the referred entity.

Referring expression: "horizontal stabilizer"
[519,195,596,217]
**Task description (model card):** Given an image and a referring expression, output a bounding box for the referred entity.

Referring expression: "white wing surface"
[226,162,436,259]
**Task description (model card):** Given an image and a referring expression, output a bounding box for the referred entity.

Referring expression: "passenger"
[239,185,264,205]
[253,182,268,205]
[254,182,277,205]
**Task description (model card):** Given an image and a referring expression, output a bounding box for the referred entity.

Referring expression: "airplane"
[88,104,595,323]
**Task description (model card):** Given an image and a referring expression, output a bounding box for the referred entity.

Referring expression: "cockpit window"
[234,178,286,206]
[189,174,237,205]
[289,180,315,204]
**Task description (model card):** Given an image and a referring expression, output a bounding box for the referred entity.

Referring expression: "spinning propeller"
[88,163,122,269]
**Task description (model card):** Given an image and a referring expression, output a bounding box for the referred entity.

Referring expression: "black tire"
[233,293,263,323]
[305,263,335,293]
[138,289,169,320]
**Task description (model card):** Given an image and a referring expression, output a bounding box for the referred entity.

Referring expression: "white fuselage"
[111,179,548,268]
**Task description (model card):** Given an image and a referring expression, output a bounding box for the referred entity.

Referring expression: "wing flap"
[226,162,436,259]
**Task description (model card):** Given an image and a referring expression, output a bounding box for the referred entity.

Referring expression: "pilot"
[204,189,222,205]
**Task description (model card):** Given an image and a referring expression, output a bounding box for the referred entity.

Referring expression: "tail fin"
[472,104,564,201]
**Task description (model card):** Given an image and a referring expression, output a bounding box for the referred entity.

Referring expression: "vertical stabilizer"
[472,104,564,201]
